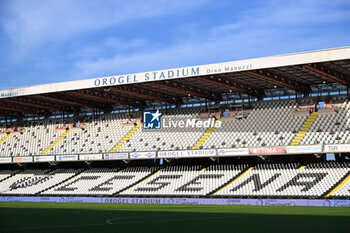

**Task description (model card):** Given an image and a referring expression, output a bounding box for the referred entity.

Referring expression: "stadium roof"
[0,46,349,118]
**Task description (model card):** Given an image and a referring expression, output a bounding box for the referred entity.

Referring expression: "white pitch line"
[5,222,108,231]
[106,215,151,224]
[105,214,260,225]
[6,214,260,231]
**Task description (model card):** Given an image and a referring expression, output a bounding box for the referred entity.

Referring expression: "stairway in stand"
[110,124,140,153]
[40,129,72,155]
[291,112,318,146]
[192,119,221,150]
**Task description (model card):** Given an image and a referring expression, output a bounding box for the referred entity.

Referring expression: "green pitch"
[0,202,349,233]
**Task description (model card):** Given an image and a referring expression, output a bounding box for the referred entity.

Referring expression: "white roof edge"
[1,46,349,99]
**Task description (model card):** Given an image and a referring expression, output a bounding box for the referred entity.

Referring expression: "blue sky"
[0,0,349,90]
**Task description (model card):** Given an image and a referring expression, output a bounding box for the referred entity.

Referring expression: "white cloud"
[103,38,147,50]
[68,37,148,61]
[1,0,210,59]
[1,0,349,88]
[213,0,350,35]
[73,0,350,78]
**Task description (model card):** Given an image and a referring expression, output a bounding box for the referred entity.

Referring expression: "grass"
[0,202,349,233]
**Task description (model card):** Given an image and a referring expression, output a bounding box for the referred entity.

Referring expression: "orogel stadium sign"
[143,110,221,129]
[94,67,200,86]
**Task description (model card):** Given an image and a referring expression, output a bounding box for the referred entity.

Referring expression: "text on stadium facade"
[93,64,253,87]
[1,47,349,99]
[94,67,200,87]
[3,144,350,165]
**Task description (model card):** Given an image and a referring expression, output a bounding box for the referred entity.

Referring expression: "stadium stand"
[41,166,157,196]
[0,169,82,195]
[302,101,350,145]
[0,119,63,157]
[46,115,137,155]
[213,162,350,198]
[0,170,17,182]
[0,97,349,156]
[201,100,304,149]
[121,164,248,197]
[0,47,349,203]
[327,173,350,198]
[118,108,207,152]
[0,162,349,199]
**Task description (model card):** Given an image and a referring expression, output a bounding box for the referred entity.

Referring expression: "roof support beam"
[303,64,350,86]
[109,86,173,103]
[173,80,219,99]
[134,85,180,101]
[72,91,136,107]
[33,95,99,109]
[0,105,35,114]
[2,99,63,112]
[244,70,307,91]
[195,76,264,97]
[0,111,9,117]
[152,81,212,99]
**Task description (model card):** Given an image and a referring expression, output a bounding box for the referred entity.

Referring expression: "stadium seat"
[0,162,349,199]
